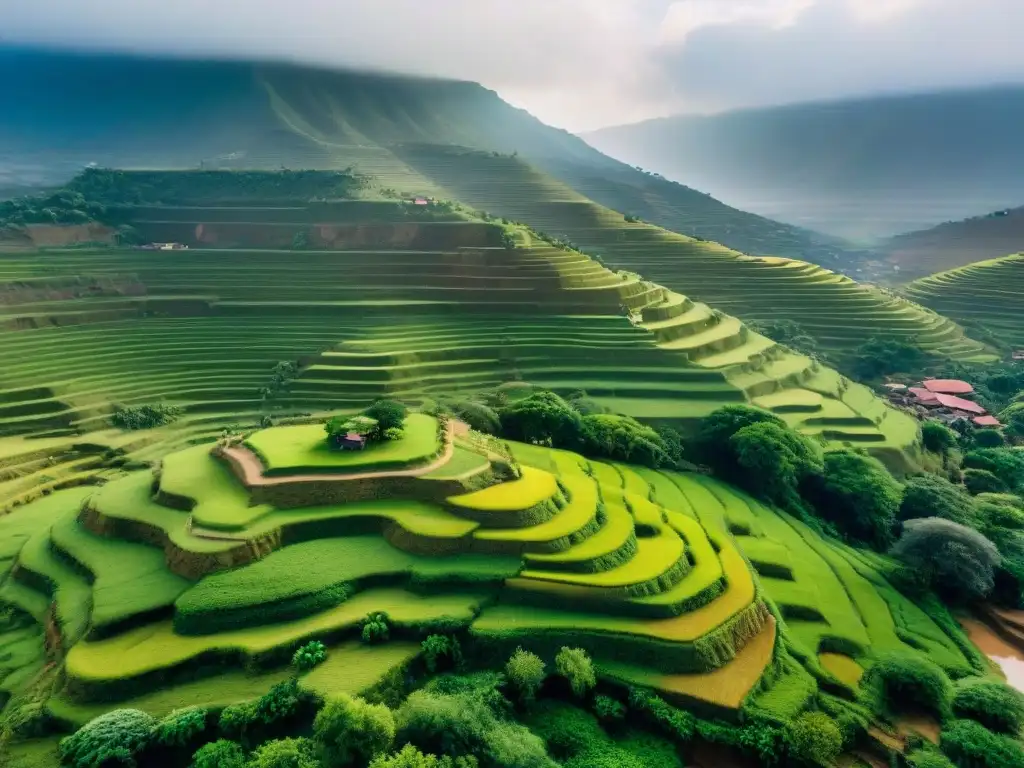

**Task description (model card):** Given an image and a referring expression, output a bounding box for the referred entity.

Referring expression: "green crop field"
[246,413,440,475]
[0,166,1003,768]
[904,253,1024,348]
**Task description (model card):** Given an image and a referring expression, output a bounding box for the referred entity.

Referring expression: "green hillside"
[884,206,1024,279]
[0,171,924,514]
[904,253,1024,348]
[386,146,993,364]
[1,46,854,268]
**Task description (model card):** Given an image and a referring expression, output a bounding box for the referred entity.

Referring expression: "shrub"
[965,449,1024,492]
[976,429,1007,448]
[252,679,308,728]
[692,406,785,473]
[805,450,903,549]
[940,719,1024,768]
[152,707,208,748]
[362,612,391,644]
[314,693,396,768]
[370,744,479,768]
[365,400,409,432]
[592,695,626,726]
[395,685,555,768]
[861,652,953,719]
[422,635,452,673]
[966,469,1010,495]
[786,712,843,766]
[218,702,256,739]
[899,474,977,525]
[384,427,405,441]
[523,700,608,760]
[853,337,931,379]
[505,648,546,703]
[111,403,182,430]
[293,640,328,672]
[555,647,596,698]
[191,739,246,768]
[446,400,501,435]
[59,709,155,768]
[248,737,319,768]
[906,748,955,768]
[952,678,1024,734]
[922,421,959,455]
[579,413,672,468]
[891,518,1001,602]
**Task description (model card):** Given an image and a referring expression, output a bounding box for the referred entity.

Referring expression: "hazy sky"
[1,0,1022,131]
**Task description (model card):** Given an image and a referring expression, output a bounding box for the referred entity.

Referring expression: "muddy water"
[960,617,1024,691]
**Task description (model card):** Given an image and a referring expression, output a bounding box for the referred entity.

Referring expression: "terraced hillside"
[904,253,1024,348]
[0,422,980,755]
[390,146,993,363]
[884,206,1024,278]
[2,45,857,266]
[0,180,925,513]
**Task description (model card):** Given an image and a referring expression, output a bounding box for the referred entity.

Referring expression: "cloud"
[0,0,1022,130]
[654,0,1024,115]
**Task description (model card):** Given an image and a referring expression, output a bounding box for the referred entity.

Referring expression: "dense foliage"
[505,648,546,703]
[554,648,596,699]
[892,518,1001,601]
[861,652,953,719]
[899,474,977,525]
[852,336,934,379]
[191,739,246,768]
[111,403,183,430]
[292,641,328,672]
[59,709,155,768]
[940,719,1024,768]
[952,678,1024,735]
[313,694,396,768]
[786,712,843,767]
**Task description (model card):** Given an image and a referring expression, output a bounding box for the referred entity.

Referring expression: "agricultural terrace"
[0,422,986,766]
[388,145,994,364]
[0,172,927,511]
[905,253,1024,349]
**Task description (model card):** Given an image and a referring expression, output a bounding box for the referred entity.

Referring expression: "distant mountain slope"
[0,46,850,267]
[585,87,1024,240]
[883,206,1024,279]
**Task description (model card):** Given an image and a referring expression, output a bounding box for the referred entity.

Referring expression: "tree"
[555,647,596,698]
[787,712,843,767]
[500,391,583,448]
[292,230,310,250]
[59,709,156,768]
[899,475,976,526]
[940,719,1024,768]
[692,405,785,475]
[862,652,953,720]
[362,613,390,644]
[804,450,903,549]
[729,421,823,509]
[922,421,958,456]
[370,745,478,768]
[1000,403,1024,441]
[853,337,931,379]
[505,648,546,703]
[365,400,409,432]
[580,413,671,468]
[975,429,1007,448]
[249,737,319,768]
[314,693,396,768]
[192,740,245,768]
[891,518,1001,602]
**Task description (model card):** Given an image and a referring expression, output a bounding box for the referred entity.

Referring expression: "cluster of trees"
[695,405,1024,608]
[111,403,183,431]
[325,400,409,447]
[0,189,110,231]
[442,389,683,470]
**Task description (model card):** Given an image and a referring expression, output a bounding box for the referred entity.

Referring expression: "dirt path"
[220,420,458,488]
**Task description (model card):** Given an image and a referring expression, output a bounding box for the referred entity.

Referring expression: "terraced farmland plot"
[390,146,993,363]
[905,253,1024,347]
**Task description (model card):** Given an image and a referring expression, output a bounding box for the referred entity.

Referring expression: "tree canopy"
[891,518,1001,602]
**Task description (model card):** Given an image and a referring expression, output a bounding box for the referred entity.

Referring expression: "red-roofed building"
[973,416,1002,427]
[933,393,986,415]
[339,432,367,450]
[909,387,939,405]
[923,379,975,395]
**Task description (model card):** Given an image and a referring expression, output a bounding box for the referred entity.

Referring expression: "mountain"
[585,87,1024,241]
[0,46,852,268]
[883,205,1024,279]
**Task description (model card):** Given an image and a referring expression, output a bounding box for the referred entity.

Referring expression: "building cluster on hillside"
[139,242,189,250]
[884,378,1001,427]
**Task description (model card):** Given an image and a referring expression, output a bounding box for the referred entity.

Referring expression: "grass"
[15,527,92,644]
[246,413,440,476]
[174,536,519,630]
[160,444,273,530]
[819,653,864,687]
[0,488,92,579]
[49,513,192,634]
[66,588,490,684]
[473,472,598,547]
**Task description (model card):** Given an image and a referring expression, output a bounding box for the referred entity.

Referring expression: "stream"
[960,617,1024,690]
